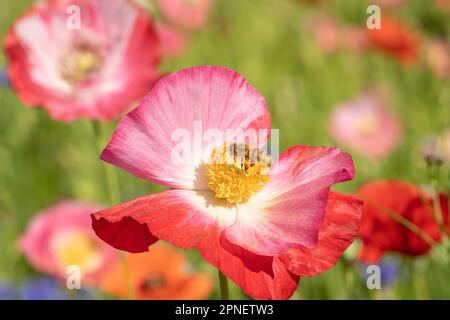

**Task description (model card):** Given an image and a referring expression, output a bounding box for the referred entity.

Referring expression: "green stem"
[361,197,437,247]
[91,120,134,298]
[430,182,445,240]
[105,161,121,205]
[218,270,230,300]
[91,121,121,204]
[360,197,448,263]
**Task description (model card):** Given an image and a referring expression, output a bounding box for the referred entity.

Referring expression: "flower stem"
[430,182,446,240]
[360,196,448,263]
[218,270,230,300]
[362,197,437,247]
[104,161,121,204]
[91,121,121,204]
[91,120,134,298]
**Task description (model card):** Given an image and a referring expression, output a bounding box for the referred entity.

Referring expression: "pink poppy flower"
[312,16,368,54]
[20,201,117,285]
[4,0,161,121]
[434,0,450,11]
[371,0,406,7]
[312,16,341,53]
[156,23,187,58]
[340,27,369,53]
[91,66,362,300]
[425,39,450,79]
[157,0,213,30]
[329,91,403,159]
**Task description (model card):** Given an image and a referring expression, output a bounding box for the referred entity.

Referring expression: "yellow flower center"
[60,47,101,84]
[357,114,379,135]
[206,144,271,204]
[54,231,102,273]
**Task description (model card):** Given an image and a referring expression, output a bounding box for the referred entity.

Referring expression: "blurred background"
[0,0,449,299]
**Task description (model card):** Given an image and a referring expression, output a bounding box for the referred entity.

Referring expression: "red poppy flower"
[366,16,420,64]
[100,243,213,300]
[356,180,449,263]
[91,66,362,299]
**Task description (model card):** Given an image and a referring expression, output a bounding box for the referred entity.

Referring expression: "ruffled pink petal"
[224,145,355,256]
[91,190,299,299]
[101,66,270,189]
[280,191,362,276]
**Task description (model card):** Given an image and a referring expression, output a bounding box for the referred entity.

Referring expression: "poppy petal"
[91,215,158,253]
[356,180,447,262]
[100,66,270,189]
[219,235,300,300]
[92,190,299,299]
[280,191,363,276]
[91,190,236,254]
[224,145,355,256]
[100,243,214,300]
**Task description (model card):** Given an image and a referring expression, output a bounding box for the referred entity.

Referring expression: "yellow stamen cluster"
[54,231,101,272]
[60,47,101,84]
[206,144,271,204]
[357,114,379,135]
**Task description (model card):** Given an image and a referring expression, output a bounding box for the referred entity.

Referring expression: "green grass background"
[0,0,449,299]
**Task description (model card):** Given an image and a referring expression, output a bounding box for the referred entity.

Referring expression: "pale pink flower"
[313,16,341,53]
[371,0,406,7]
[20,201,117,285]
[330,92,403,159]
[157,0,213,30]
[340,27,369,52]
[434,0,450,11]
[425,39,450,79]
[312,16,368,54]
